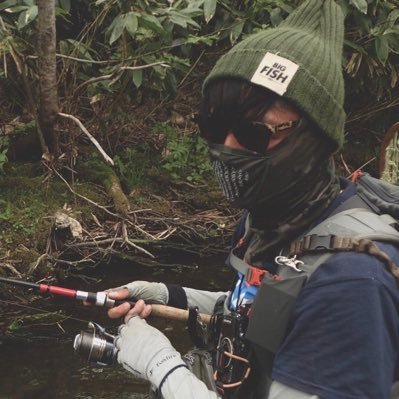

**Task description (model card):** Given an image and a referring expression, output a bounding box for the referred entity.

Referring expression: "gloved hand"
[107,281,169,319]
[115,309,187,390]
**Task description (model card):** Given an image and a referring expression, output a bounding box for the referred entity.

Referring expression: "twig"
[48,256,95,267]
[52,167,119,218]
[75,62,169,91]
[126,218,157,240]
[154,227,177,240]
[347,157,377,179]
[178,49,205,88]
[65,237,153,248]
[58,112,114,165]
[108,249,197,270]
[56,53,119,64]
[28,253,49,275]
[121,221,154,258]
[0,262,23,277]
[339,153,352,176]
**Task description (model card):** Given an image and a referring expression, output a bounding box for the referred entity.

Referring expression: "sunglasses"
[202,119,301,153]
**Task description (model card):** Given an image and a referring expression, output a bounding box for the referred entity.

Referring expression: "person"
[107,1,399,398]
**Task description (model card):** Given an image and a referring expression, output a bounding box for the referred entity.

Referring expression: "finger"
[107,288,130,300]
[124,299,146,322]
[107,301,132,319]
[139,303,152,319]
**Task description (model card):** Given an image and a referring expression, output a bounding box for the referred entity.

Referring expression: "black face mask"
[210,144,271,209]
[209,122,336,221]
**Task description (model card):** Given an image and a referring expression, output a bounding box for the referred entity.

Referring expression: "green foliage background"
[0,0,398,177]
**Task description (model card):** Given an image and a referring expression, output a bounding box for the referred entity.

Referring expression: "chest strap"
[289,234,399,283]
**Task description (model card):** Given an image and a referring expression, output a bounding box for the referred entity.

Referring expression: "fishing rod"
[0,277,215,368]
[0,276,211,324]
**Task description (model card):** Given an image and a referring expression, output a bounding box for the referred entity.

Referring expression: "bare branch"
[52,167,119,218]
[56,53,119,64]
[58,112,114,165]
[75,62,169,91]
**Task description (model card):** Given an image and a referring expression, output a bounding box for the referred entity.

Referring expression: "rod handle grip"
[112,299,211,324]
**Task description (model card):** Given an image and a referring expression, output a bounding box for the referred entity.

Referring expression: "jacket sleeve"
[183,287,228,314]
[160,366,221,399]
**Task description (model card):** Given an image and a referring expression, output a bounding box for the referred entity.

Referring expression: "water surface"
[0,253,230,398]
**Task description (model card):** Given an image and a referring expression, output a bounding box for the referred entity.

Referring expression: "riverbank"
[0,145,238,335]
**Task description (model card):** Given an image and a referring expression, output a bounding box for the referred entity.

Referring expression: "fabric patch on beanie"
[250,52,299,95]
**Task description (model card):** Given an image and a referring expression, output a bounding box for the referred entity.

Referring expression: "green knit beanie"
[203,0,346,150]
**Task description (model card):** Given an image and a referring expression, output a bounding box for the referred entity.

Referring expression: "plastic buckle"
[308,235,333,251]
[245,266,267,287]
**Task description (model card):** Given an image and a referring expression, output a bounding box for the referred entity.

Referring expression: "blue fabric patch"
[229,273,257,310]
[272,242,399,399]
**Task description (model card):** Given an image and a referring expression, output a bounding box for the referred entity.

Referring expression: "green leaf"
[16,5,37,29]
[270,7,283,27]
[375,35,389,65]
[349,0,368,14]
[8,319,23,331]
[108,15,125,44]
[203,0,216,24]
[63,39,95,60]
[0,150,7,172]
[185,34,216,46]
[229,19,245,44]
[169,10,200,29]
[344,39,367,55]
[5,5,29,13]
[387,33,399,53]
[139,14,164,33]
[59,0,71,13]
[132,69,143,88]
[125,12,138,38]
[0,0,17,12]
[386,9,399,30]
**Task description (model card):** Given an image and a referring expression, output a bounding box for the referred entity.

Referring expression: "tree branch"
[58,112,114,165]
[75,62,169,92]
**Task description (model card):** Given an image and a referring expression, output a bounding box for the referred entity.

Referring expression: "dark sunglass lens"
[233,122,271,152]
[199,128,227,144]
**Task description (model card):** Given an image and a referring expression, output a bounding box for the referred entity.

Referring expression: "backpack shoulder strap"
[287,208,399,282]
[289,208,399,254]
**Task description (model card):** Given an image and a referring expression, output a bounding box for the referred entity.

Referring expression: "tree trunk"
[37,0,59,155]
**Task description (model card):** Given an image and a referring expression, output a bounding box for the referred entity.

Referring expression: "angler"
[72,1,399,398]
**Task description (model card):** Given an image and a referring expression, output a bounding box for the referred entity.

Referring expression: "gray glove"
[115,316,187,389]
[109,280,169,305]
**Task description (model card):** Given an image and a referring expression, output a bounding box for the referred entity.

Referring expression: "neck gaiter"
[209,124,340,261]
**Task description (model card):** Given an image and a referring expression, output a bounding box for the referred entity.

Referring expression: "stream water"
[0,252,231,399]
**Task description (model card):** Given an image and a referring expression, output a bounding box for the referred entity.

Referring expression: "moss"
[77,158,130,216]
[0,157,229,284]
[0,162,109,272]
